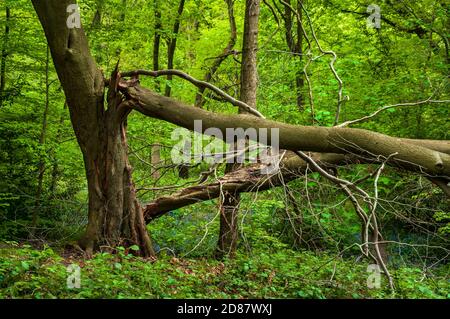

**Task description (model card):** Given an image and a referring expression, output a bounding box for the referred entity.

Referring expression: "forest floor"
[0,242,448,299]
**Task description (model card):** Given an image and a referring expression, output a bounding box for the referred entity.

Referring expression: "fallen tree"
[32,0,450,258]
[121,81,450,177]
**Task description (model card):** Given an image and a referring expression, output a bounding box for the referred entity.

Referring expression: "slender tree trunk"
[153,0,162,92]
[194,0,237,108]
[151,143,161,179]
[216,0,260,259]
[239,0,259,111]
[294,0,304,110]
[31,46,51,235]
[0,6,10,108]
[91,0,104,27]
[282,0,304,110]
[163,0,188,178]
[50,102,68,196]
[165,0,185,97]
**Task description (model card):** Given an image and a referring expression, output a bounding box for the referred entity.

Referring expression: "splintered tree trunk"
[32,0,154,257]
[80,123,155,257]
[216,0,260,259]
[79,71,155,257]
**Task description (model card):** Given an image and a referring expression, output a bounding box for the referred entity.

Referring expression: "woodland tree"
[29,0,450,280]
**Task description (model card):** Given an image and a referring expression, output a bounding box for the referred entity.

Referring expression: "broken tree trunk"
[123,84,450,177]
[32,0,155,257]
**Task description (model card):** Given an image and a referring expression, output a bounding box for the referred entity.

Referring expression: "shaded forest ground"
[1,242,448,299]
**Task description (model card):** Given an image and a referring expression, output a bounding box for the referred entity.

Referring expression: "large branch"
[144,152,351,222]
[120,69,264,118]
[120,83,450,177]
[143,150,450,222]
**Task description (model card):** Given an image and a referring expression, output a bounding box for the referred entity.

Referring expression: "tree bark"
[32,0,155,257]
[153,0,162,92]
[165,0,186,97]
[123,83,450,177]
[215,0,261,259]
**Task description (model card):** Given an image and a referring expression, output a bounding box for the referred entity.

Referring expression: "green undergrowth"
[0,242,448,299]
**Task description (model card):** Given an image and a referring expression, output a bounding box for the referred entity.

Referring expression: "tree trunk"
[32,46,51,234]
[294,0,304,110]
[153,0,162,92]
[125,84,450,177]
[194,0,237,108]
[282,0,304,110]
[165,0,185,97]
[216,0,260,259]
[239,0,260,111]
[79,69,155,257]
[151,143,161,179]
[32,0,155,257]
[0,6,10,108]
[163,0,188,178]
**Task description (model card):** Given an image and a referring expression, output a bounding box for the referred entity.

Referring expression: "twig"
[338,98,450,128]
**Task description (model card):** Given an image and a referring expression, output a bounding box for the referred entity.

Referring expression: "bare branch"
[120,69,265,118]
[338,98,450,128]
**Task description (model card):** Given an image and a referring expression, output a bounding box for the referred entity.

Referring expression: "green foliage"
[434,211,450,236]
[0,243,448,299]
[0,0,449,300]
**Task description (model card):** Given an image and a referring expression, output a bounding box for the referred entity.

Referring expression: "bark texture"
[32,0,450,259]
[32,0,155,257]
[124,84,450,177]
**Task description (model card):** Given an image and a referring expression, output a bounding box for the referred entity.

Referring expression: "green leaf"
[21,261,30,271]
